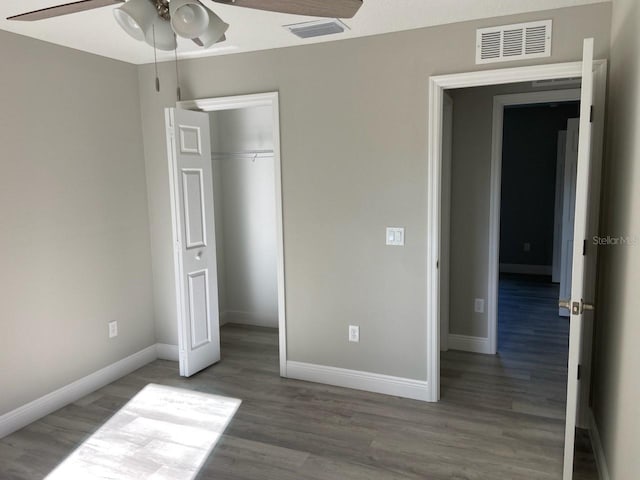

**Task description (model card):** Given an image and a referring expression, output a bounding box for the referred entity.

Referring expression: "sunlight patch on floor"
[45,384,241,480]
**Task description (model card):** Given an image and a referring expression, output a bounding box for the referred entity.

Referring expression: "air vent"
[285,19,349,39]
[476,20,552,64]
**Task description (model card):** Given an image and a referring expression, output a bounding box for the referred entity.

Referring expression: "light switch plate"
[386,227,405,246]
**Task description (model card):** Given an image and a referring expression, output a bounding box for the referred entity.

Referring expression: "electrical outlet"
[108,321,118,339]
[523,242,531,252]
[474,298,485,313]
[348,325,360,343]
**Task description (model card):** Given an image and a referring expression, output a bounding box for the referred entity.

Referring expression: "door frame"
[440,92,453,352]
[427,60,607,403]
[488,88,582,356]
[177,91,288,377]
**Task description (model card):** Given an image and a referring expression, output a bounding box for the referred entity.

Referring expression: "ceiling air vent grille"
[476,20,552,64]
[285,19,350,39]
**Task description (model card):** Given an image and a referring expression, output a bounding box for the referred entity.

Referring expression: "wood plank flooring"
[0,275,598,479]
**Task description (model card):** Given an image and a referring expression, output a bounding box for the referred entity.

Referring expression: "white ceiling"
[1,0,608,64]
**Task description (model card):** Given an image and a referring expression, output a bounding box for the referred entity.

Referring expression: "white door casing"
[428,60,601,403]
[440,93,453,352]
[166,108,221,377]
[562,38,601,480]
[559,119,579,317]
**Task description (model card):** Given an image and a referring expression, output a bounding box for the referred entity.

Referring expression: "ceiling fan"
[7,0,364,50]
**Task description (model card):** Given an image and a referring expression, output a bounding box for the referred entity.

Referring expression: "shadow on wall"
[592,0,640,477]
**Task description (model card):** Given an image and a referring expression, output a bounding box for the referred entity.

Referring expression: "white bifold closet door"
[165,108,221,377]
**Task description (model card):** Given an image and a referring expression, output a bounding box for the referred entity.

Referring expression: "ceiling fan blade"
[7,0,124,22]
[210,0,363,19]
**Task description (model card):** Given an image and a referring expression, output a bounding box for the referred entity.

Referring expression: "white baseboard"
[499,263,552,275]
[156,343,179,361]
[0,345,157,439]
[225,310,278,328]
[448,334,493,354]
[588,408,611,480]
[286,361,430,401]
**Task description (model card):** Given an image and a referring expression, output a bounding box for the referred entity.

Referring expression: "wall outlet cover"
[348,325,360,343]
[474,298,485,313]
[108,321,118,338]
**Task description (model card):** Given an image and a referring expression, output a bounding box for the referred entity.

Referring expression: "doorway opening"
[170,92,287,378]
[496,97,581,373]
[428,45,607,480]
[209,104,281,366]
[441,82,595,479]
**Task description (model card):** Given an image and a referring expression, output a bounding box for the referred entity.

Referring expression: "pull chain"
[153,24,160,92]
[174,39,181,101]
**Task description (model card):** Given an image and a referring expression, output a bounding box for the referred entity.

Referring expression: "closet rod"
[211,150,274,161]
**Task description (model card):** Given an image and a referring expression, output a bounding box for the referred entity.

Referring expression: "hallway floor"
[442,274,597,479]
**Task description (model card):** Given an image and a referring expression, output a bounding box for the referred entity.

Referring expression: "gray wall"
[138,3,611,380]
[592,0,640,477]
[0,31,154,415]
[210,107,278,328]
[500,102,580,267]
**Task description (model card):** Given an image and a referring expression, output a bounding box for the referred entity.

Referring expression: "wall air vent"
[476,20,552,64]
[285,19,350,39]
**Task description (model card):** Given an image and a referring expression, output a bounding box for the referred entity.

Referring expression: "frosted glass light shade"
[145,17,177,51]
[195,10,229,48]
[170,0,209,39]
[113,0,157,41]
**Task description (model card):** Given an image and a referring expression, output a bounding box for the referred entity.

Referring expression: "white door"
[552,130,567,284]
[165,108,220,377]
[559,120,579,317]
[562,38,599,480]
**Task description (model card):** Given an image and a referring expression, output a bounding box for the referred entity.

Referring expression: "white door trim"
[426,60,606,403]
[440,92,453,352]
[177,92,288,377]
[488,88,581,356]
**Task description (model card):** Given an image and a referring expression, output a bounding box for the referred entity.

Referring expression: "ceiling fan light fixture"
[170,0,210,39]
[195,10,229,48]
[113,0,157,41]
[144,16,177,51]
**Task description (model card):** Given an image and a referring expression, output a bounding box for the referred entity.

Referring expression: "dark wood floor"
[0,275,598,479]
[442,274,597,479]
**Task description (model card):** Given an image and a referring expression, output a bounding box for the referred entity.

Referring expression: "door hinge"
[589,105,594,123]
[577,364,582,380]
[583,239,587,256]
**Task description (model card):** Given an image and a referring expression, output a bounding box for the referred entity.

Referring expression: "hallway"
[442,274,597,479]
